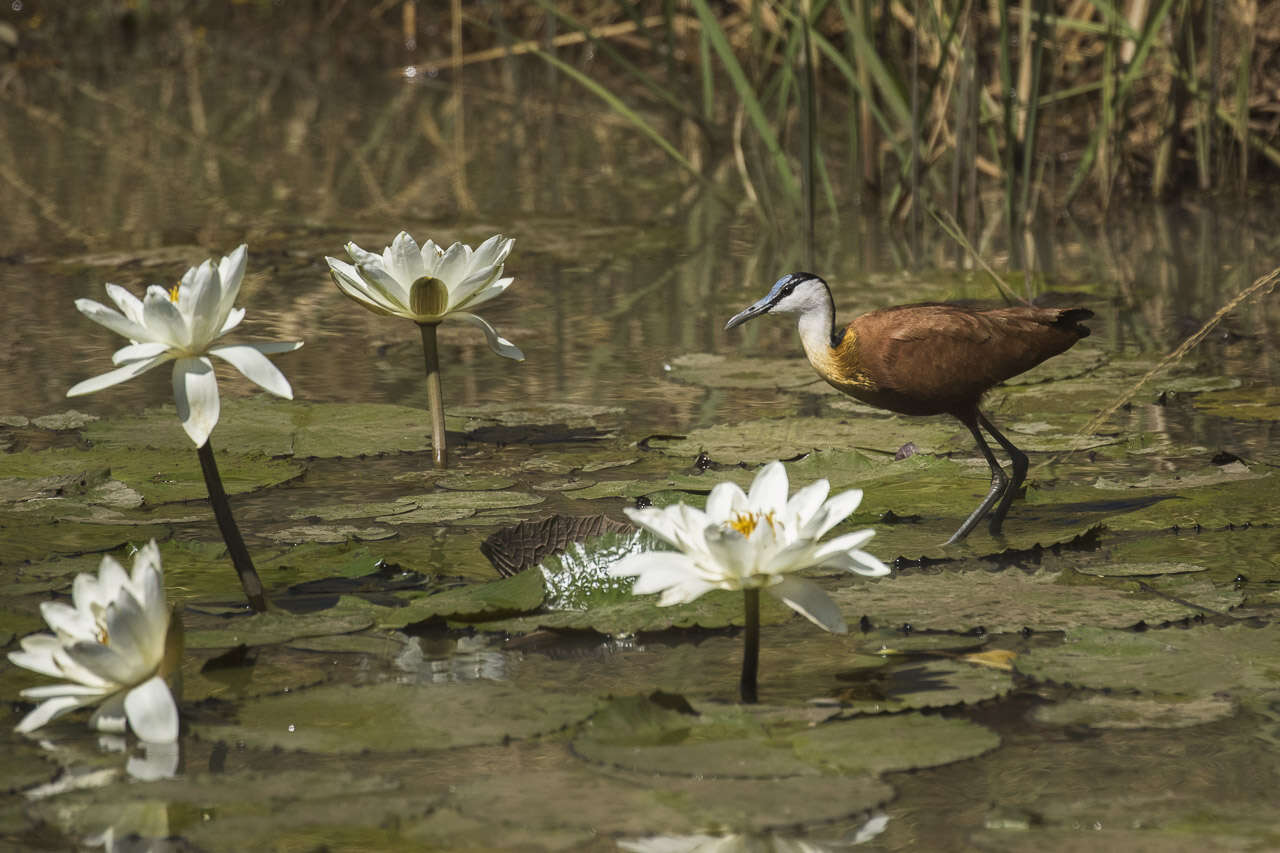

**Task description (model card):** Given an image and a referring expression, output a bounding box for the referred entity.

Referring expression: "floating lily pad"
[194,681,599,753]
[0,446,302,505]
[262,524,397,544]
[450,402,624,430]
[831,569,1235,634]
[1014,623,1280,696]
[184,603,376,650]
[296,490,543,526]
[647,417,969,463]
[31,410,100,430]
[182,648,332,703]
[663,353,823,390]
[1032,694,1236,729]
[790,712,1000,773]
[1001,346,1107,385]
[0,522,170,567]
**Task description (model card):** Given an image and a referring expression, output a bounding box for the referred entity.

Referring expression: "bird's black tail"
[1054,308,1094,339]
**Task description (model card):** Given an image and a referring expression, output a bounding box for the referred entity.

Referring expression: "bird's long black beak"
[724,296,772,331]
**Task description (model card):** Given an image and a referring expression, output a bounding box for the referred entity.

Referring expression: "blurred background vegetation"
[2,0,1279,265]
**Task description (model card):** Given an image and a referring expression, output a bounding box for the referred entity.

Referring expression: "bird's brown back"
[823,303,1092,417]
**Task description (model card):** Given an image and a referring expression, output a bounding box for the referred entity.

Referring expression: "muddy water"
[1,9,1279,852]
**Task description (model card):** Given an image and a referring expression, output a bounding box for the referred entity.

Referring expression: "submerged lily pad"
[1032,694,1236,729]
[830,657,1015,714]
[184,603,376,649]
[195,681,599,753]
[1192,386,1280,421]
[791,712,1001,773]
[663,353,823,389]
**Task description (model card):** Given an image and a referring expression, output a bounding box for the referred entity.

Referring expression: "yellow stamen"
[727,510,775,538]
[168,284,181,303]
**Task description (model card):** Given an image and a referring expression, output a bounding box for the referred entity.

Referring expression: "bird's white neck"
[795,291,837,363]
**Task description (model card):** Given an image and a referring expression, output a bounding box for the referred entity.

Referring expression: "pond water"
[1,9,1279,852]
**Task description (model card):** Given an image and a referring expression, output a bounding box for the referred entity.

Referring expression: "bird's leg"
[946,415,1009,544]
[979,412,1029,535]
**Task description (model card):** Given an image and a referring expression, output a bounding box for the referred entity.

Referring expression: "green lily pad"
[663,353,823,390]
[0,522,170,567]
[296,490,543,525]
[1014,623,1280,696]
[1076,561,1206,577]
[1000,346,1107,385]
[449,402,625,430]
[0,446,302,505]
[194,681,599,753]
[184,603,376,649]
[790,712,1001,773]
[1032,694,1236,729]
[831,569,1236,634]
[182,648,332,703]
[262,524,397,544]
[31,410,100,430]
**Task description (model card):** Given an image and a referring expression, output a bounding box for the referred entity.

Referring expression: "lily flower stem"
[419,322,448,469]
[195,439,269,612]
[740,587,760,703]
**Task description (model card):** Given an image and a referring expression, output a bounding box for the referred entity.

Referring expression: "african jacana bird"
[724,272,1094,544]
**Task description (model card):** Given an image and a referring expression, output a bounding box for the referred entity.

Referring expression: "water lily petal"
[215,245,247,320]
[66,641,146,687]
[40,600,97,642]
[705,480,748,524]
[433,241,472,288]
[74,298,154,343]
[189,262,226,347]
[101,588,151,670]
[383,231,427,285]
[14,695,88,734]
[703,526,755,580]
[470,234,513,271]
[67,353,171,397]
[142,287,190,350]
[172,356,219,447]
[20,682,113,699]
[768,576,848,633]
[609,552,700,594]
[124,676,179,743]
[800,488,864,540]
[327,257,406,317]
[89,692,128,733]
[811,528,877,562]
[9,636,68,680]
[747,461,789,514]
[453,275,513,313]
[786,479,830,527]
[656,576,720,606]
[219,306,246,335]
[821,548,891,577]
[104,284,145,326]
[345,240,383,267]
[452,312,525,360]
[111,341,171,365]
[209,344,296,399]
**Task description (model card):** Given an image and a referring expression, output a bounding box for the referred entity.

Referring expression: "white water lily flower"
[325,231,524,360]
[9,541,179,743]
[610,461,889,633]
[67,245,303,447]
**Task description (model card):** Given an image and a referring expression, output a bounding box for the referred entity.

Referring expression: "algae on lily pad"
[829,657,1015,714]
[195,681,598,753]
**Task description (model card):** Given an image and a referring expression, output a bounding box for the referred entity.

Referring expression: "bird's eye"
[780,283,795,296]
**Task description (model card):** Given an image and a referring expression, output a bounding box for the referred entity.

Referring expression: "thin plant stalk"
[196,439,269,613]
[419,322,449,469]
[740,587,760,703]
